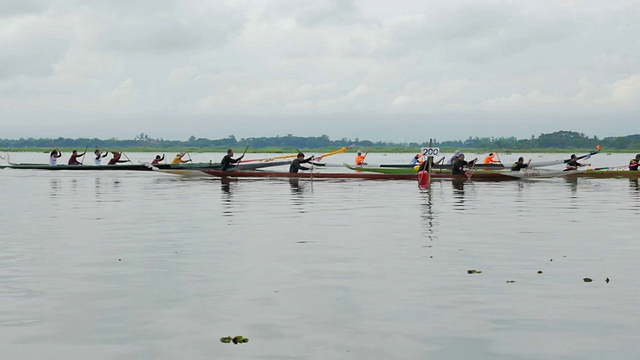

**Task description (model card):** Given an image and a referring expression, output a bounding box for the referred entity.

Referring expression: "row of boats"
[2,149,639,180]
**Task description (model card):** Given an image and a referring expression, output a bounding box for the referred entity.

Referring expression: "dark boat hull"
[199,169,514,180]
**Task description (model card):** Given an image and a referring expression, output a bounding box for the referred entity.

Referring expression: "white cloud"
[1,0,639,141]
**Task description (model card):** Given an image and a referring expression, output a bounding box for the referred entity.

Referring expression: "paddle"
[122,152,132,163]
[187,151,193,163]
[234,146,250,170]
[80,146,88,165]
[465,158,478,179]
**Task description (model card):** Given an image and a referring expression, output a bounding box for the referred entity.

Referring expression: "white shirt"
[49,155,58,166]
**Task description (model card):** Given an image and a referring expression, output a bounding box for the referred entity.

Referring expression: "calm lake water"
[1,152,639,359]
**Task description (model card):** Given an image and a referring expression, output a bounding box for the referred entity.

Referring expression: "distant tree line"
[0,131,638,151]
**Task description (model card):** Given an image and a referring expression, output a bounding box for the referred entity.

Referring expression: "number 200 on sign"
[421,148,440,156]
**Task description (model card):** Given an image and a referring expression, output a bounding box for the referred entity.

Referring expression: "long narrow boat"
[0,160,291,171]
[377,163,505,170]
[191,168,515,181]
[497,168,583,179]
[568,169,640,179]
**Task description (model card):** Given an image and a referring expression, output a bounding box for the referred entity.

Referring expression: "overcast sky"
[0,0,638,142]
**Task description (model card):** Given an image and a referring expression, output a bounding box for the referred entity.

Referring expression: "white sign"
[421,147,440,156]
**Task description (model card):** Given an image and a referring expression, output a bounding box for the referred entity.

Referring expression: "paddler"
[564,154,590,171]
[409,154,422,166]
[94,148,109,165]
[289,152,314,173]
[49,148,62,166]
[451,153,477,175]
[67,149,86,165]
[355,151,367,166]
[151,154,165,164]
[629,154,640,171]
[482,152,500,164]
[220,149,244,171]
[171,152,191,164]
[107,151,130,165]
[511,157,529,171]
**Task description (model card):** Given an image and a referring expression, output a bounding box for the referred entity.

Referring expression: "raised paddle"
[80,146,88,165]
[465,158,478,179]
[122,152,132,163]
[233,146,250,170]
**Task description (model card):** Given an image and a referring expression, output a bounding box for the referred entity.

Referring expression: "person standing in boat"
[289,152,314,173]
[151,154,165,164]
[449,150,461,164]
[107,151,130,165]
[49,148,62,166]
[94,149,109,165]
[451,153,477,175]
[511,157,529,171]
[171,152,191,164]
[355,151,367,166]
[564,154,590,171]
[67,149,86,165]
[220,149,244,171]
[629,154,640,171]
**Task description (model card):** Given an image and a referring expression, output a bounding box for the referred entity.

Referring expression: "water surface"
[1,152,638,359]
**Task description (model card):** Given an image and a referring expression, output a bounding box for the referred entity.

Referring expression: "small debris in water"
[118,259,121,261]
[467,270,482,274]
[583,278,593,282]
[605,278,610,283]
[506,280,516,283]
[537,270,543,274]
[220,336,249,344]
[550,259,553,262]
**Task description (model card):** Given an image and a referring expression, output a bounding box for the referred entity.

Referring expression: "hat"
[453,150,461,157]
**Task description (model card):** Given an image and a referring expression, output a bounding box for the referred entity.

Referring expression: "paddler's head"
[636,154,640,160]
[227,149,234,156]
[570,154,577,160]
[297,152,305,159]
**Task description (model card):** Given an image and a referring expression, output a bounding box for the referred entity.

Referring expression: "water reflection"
[220,178,235,217]
[452,179,465,210]
[50,179,60,199]
[420,189,435,241]
[630,179,639,192]
[289,179,310,213]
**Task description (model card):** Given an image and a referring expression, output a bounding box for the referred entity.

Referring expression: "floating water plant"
[220,336,249,344]
[583,278,593,282]
[467,270,482,274]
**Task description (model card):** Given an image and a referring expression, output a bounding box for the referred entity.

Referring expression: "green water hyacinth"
[220,336,249,344]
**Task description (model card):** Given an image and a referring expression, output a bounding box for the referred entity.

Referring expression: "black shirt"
[221,154,241,171]
[289,158,311,173]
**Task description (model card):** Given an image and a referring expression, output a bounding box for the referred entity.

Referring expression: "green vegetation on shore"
[1,131,638,153]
